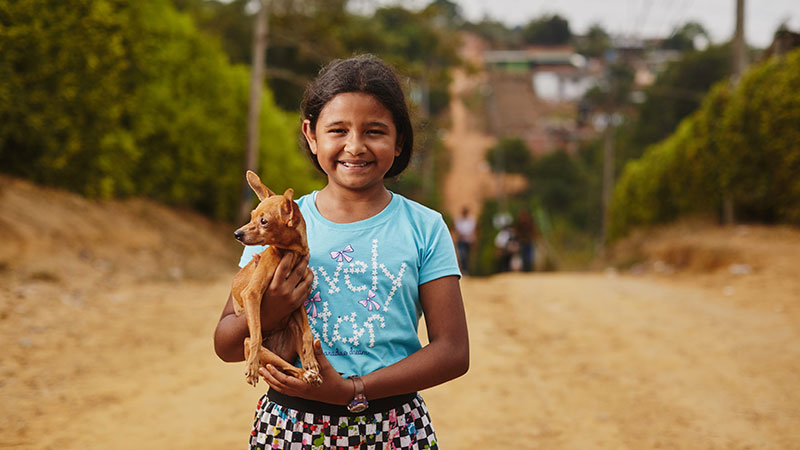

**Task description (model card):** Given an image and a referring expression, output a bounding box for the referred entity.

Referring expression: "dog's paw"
[303,369,323,387]
[244,366,259,387]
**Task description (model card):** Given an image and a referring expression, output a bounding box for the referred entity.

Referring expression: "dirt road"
[2,178,799,449]
[3,270,799,449]
[434,273,800,449]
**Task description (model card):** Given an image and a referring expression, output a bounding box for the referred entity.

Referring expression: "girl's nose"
[344,133,366,155]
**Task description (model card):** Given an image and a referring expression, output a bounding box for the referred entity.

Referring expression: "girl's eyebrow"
[367,121,391,129]
[322,120,391,129]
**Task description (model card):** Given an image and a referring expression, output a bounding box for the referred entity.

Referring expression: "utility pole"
[732,0,747,85]
[600,115,615,250]
[723,0,746,225]
[419,75,434,202]
[237,0,270,225]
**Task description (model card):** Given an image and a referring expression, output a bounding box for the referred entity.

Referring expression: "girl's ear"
[394,135,403,157]
[301,119,318,154]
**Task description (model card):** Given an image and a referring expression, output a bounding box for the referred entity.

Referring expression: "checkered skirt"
[249,394,438,450]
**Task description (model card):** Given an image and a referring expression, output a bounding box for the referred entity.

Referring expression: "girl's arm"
[260,275,469,404]
[213,253,314,362]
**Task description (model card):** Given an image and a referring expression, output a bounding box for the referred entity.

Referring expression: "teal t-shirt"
[238,191,460,378]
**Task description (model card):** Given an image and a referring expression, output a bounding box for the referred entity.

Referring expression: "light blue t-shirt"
[238,191,460,378]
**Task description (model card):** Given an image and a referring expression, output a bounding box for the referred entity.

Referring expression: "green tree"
[177,1,460,115]
[526,151,589,227]
[485,138,601,234]
[522,14,571,46]
[423,0,464,28]
[661,21,709,51]
[0,0,320,219]
[461,17,521,49]
[486,137,532,174]
[720,48,800,222]
[584,63,635,112]
[609,48,800,237]
[631,43,732,152]
[576,23,611,58]
[170,0,463,210]
[0,1,136,195]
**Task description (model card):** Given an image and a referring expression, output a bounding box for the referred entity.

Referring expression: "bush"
[721,49,800,223]
[0,0,321,220]
[609,48,800,237]
[486,137,532,174]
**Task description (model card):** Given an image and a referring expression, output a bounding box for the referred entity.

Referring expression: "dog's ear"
[246,171,275,201]
[280,189,298,228]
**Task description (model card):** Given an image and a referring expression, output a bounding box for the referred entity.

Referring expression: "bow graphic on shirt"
[305,292,321,318]
[359,290,381,311]
[330,244,354,263]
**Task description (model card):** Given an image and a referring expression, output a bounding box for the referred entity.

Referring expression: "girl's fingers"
[296,271,314,297]
[296,254,310,273]
[268,255,293,291]
[258,366,279,391]
[290,255,310,286]
[312,339,337,376]
[260,365,288,392]
[260,364,306,396]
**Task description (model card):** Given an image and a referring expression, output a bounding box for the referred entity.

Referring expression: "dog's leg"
[244,338,306,379]
[292,304,322,386]
[241,255,277,386]
[241,287,265,386]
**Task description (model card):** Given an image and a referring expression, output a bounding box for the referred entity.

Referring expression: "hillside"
[2,177,800,449]
[0,176,238,286]
[0,176,244,448]
[606,219,800,323]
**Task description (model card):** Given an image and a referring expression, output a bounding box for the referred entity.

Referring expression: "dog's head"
[233,171,305,249]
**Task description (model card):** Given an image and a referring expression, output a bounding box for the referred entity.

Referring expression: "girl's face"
[302,92,401,195]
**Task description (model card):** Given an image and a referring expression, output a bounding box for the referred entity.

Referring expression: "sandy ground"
[2,176,800,450]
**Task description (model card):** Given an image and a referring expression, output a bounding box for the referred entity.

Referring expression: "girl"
[214,54,469,450]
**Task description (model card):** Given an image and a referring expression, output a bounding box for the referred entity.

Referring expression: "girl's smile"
[303,92,401,196]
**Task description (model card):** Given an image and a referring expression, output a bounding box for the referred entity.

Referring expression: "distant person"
[454,206,476,275]
[514,210,536,272]
[494,224,518,273]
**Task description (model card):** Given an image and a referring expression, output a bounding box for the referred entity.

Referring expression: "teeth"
[340,161,369,167]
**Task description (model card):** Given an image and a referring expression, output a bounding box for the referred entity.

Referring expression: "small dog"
[231,170,321,387]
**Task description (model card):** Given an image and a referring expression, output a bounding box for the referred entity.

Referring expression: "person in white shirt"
[454,207,476,275]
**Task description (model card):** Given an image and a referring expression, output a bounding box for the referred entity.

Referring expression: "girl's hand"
[259,339,352,405]
[260,254,313,331]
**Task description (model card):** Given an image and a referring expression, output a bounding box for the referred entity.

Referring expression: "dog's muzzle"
[234,230,245,241]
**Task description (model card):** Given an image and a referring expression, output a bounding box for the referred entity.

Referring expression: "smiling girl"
[214,54,469,450]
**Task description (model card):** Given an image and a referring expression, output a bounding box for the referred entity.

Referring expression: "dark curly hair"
[300,54,413,178]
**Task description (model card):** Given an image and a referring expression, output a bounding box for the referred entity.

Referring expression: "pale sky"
[352,0,800,48]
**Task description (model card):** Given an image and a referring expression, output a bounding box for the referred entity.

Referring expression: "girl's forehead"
[319,92,393,122]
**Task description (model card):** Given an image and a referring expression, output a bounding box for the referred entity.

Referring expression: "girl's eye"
[367,129,386,135]
[329,128,346,134]
[260,218,268,226]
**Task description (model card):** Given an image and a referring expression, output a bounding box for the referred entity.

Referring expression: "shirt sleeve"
[238,244,267,268]
[419,215,461,285]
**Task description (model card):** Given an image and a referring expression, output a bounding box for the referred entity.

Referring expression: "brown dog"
[231,170,322,387]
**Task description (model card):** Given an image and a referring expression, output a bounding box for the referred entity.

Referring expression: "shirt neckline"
[306,190,399,230]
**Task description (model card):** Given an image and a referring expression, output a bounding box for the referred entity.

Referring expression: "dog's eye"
[260,218,268,226]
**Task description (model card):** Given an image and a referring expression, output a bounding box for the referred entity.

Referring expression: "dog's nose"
[234,230,244,241]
